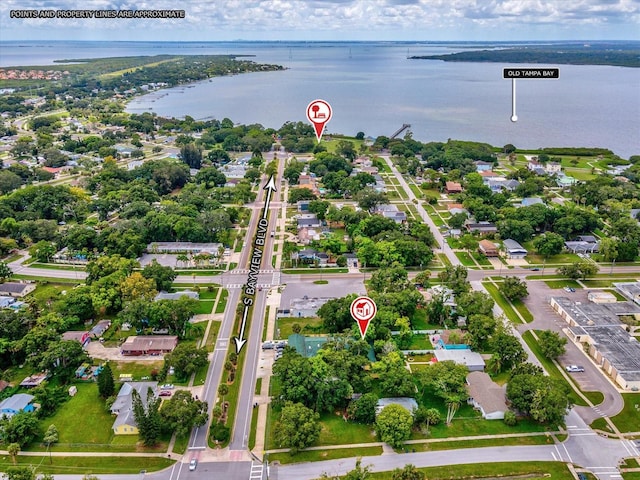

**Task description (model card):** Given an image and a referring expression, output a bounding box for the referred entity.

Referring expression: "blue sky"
[1,0,639,41]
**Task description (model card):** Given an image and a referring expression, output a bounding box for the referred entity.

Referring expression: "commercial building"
[549,296,640,390]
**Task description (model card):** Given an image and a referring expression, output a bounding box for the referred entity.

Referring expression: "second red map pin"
[350,295,377,339]
[306,99,332,142]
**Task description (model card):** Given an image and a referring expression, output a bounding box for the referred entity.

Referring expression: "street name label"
[503,68,559,79]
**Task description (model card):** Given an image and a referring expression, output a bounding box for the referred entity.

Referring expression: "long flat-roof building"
[549,296,640,390]
[120,336,178,356]
[433,350,485,371]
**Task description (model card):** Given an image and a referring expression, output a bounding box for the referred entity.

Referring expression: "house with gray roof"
[0,282,36,298]
[466,372,507,420]
[0,393,35,418]
[111,382,158,435]
[502,239,528,259]
[154,290,199,301]
[375,397,418,416]
[434,350,485,371]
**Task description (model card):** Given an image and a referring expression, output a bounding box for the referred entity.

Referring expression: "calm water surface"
[2,41,638,157]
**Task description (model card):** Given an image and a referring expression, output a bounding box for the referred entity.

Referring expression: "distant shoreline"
[409,46,640,68]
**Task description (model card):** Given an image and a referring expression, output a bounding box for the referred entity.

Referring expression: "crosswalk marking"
[249,461,263,480]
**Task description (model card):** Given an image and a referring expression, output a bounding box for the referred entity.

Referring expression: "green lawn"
[193,300,215,314]
[28,283,69,309]
[544,280,582,289]
[363,461,574,480]
[276,317,326,339]
[33,383,127,451]
[3,456,174,474]
[483,282,523,324]
[591,393,640,433]
[215,289,229,314]
[410,310,440,330]
[409,434,552,452]
[455,251,478,267]
[111,361,164,383]
[269,446,382,465]
[407,334,432,350]
[281,268,348,274]
[623,474,640,480]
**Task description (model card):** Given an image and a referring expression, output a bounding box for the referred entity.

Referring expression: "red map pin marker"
[350,296,377,339]
[306,99,332,142]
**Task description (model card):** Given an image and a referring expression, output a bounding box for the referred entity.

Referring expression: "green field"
[276,317,326,339]
[332,461,575,480]
[0,456,174,475]
[591,393,640,433]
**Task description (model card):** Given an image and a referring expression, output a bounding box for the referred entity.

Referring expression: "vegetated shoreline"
[409,47,640,68]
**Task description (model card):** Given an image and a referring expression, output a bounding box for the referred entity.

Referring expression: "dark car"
[159,390,172,397]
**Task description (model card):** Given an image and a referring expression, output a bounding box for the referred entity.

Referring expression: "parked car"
[189,459,197,471]
[158,390,172,397]
[160,384,174,389]
[262,341,274,350]
[563,287,576,293]
[566,365,585,372]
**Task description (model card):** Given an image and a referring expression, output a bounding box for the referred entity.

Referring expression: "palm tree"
[176,253,189,269]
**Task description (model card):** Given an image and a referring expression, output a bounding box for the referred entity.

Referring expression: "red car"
[158,390,172,397]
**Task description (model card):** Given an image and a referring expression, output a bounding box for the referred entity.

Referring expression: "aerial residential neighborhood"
[0,4,639,480]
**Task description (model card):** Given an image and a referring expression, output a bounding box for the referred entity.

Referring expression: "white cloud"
[1,0,638,40]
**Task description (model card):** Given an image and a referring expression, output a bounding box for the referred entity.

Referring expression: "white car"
[566,365,585,373]
[189,459,197,471]
[160,384,174,390]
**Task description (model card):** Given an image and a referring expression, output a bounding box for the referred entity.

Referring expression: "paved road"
[230,155,284,453]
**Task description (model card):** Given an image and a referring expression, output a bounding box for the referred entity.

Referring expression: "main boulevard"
[5,154,639,480]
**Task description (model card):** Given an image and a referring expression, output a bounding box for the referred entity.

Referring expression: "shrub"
[503,410,517,426]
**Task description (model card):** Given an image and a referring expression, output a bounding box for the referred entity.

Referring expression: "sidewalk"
[264,430,559,454]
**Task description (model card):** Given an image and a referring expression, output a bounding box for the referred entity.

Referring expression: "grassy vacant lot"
[411,309,440,330]
[483,282,525,324]
[362,461,574,480]
[111,360,164,382]
[269,446,383,465]
[28,283,69,309]
[33,383,169,453]
[591,393,640,433]
[193,299,215,314]
[215,289,229,313]
[2,456,174,475]
[276,316,325,339]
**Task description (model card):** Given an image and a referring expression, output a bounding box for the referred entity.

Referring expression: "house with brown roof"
[445,181,462,194]
[466,371,508,420]
[478,239,499,257]
[120,336,178,356]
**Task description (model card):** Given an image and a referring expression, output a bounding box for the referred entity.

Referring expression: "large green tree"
[537,330,567,360]
[159,390,208,437]
[532,232,565,258]
[375,404,413,448]
[132,387,162,446]
[499,276,529,301]
[165,344,208,381]
[274,401,321,454]
[97,362,115,398]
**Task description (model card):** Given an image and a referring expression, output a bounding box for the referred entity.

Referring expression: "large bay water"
[2,41,639,157]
